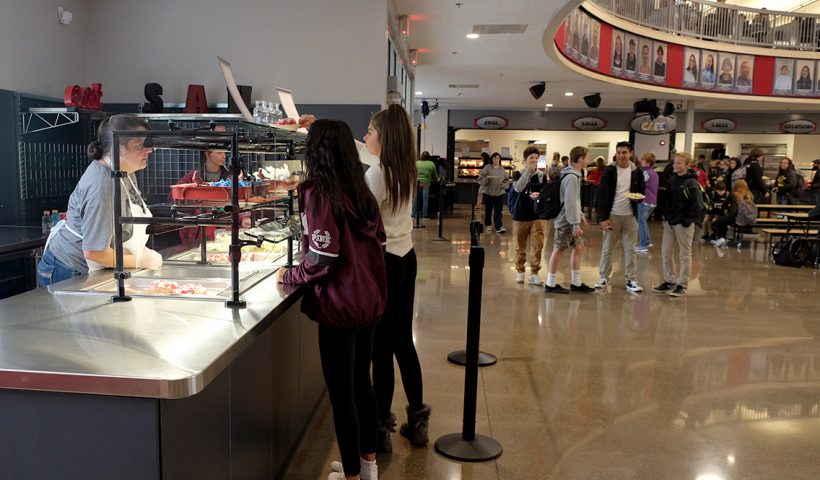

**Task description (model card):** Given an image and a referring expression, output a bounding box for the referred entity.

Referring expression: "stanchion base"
[225,300,247,309]
[413,225,427,229]
[447,350,497,367]
[435,433,503,462]
[432,237,449,242]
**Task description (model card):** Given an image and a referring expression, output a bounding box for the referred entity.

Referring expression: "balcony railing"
[588,0,820,52]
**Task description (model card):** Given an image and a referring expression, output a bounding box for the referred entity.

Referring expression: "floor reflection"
[284,208,820,480]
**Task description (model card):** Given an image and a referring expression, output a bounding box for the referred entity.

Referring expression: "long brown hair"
[370,104,417,214]
[732,179,754,204]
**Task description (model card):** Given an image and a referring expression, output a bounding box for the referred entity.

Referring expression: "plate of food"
[625,192,646,201]
[272,118,300,131]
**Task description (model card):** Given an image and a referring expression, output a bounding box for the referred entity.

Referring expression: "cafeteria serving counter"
[0,267,323,479]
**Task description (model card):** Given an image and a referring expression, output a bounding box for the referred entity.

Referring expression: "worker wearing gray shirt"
[38,114,163,286]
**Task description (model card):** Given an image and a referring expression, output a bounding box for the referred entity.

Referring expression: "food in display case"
[147,280,208,295]
[456,157,515,180]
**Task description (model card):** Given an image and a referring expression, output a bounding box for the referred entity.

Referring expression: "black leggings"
[319,323,378,476]
[712,215,734,239]
[373,249,424,421]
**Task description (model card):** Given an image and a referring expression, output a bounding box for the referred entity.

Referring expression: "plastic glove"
[138,248,163,270]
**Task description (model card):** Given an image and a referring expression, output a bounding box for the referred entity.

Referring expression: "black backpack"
[535,173,569,220]
[772,237,811,268]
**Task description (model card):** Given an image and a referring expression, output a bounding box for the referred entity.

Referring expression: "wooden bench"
[761,228,819,240]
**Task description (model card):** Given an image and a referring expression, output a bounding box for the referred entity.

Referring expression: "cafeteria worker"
[38,114,163,286]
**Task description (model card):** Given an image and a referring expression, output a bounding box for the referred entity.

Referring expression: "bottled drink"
[41,211,51,235]
[252,100,263,123]
[272,103,282,123]
[50,210,60,225]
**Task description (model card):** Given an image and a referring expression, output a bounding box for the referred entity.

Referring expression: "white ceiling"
[395,0,820,112]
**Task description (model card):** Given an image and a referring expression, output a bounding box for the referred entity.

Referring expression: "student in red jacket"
[276,119,387,480]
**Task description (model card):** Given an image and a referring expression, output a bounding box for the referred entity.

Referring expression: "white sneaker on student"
[594,277,608,288]
[626,279,643,293]
[528,274,543,285]
[515,272,525,283]
[330,461,344,473]
[711,238,727,247]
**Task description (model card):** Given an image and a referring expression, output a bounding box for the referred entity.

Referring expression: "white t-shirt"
[365,163,413,257]
[612,164,633,216]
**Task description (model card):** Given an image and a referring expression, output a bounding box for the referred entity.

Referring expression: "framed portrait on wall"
[611,30,624,74]
[700,50,717,89]
[653,41,667,83]
[773,58,794,94]
[716,53,735,90]
[734,55,754,92]
[637,38,653,81]
[683,47,700,87]
[570,10,581,56]
[624,35,638,77]
[794,60,814,95]
[579,12,590,62]
[589,18,600,67]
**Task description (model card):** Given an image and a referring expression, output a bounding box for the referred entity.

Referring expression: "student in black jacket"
[652,152,704,298]
[744,148,767,204]
[594,141,646,293]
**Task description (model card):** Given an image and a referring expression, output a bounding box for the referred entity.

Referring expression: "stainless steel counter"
[0,268,302,399]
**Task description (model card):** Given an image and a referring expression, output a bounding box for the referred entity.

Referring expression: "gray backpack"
[736,200,758,226]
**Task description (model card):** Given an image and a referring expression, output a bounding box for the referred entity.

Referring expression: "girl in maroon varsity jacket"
[275,118,386,480]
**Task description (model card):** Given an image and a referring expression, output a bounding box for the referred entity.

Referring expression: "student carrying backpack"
[534,173,569,220]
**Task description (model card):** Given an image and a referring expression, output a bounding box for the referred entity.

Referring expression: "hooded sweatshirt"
[555,166,584,229]
[664,169,704,227]
[283,179,387,330]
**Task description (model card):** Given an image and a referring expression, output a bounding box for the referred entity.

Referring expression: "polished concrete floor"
[283,207,820,480]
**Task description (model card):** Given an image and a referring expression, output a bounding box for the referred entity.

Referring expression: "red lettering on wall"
[63,83,103,110]
[184,85,208,113]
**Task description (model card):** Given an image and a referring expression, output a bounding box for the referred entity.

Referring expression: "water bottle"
[41,211,51,235]
[263,101,273,125]
[252,101,263,123]
[50,210,60,225]
[272,103,282,124]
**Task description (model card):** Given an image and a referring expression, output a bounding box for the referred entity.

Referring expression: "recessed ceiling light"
[545,103,553,107]
[564,92,574,96]
[415,91,423,95]
[466,33,480,39]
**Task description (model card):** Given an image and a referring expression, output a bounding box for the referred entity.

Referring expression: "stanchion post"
[435,220,503,462]
[432,181,448,242]
[447,220,497,366]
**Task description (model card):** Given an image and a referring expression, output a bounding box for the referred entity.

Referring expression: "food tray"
[86,277,231,299]
[170,182,270,201]
[271,123,299,132]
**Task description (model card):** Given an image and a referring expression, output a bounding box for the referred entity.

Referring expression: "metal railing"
[588,0,820,51]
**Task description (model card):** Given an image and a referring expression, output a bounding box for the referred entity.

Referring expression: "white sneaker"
[515,272,525,283]
[330,461,344,473]
[528,274,543,285]
[328,472,345,480]
[626,279,643,293]
[594,277,608,288]
[635,247,649,254]
[711,238,727,247]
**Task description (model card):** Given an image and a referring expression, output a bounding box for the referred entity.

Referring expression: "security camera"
[529,82,546,100]
[58,6,73,25]
[583,93,601,108]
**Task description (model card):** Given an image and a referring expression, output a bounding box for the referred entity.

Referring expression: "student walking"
[545,146,595,294]
[512,147,548,285]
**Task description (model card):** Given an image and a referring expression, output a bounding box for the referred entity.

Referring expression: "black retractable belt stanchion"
[470,182,478,224]
[435,220,503,462]
[413,181,426,229]
[447,220,497,367]
[432,182,448,242]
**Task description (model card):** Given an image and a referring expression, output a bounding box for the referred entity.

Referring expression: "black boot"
[399,404,431,447]
[375,412,396,454]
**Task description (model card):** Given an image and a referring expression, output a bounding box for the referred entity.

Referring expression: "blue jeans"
[412,185,430,218]
[37,249,82,287]
[637,202,656,248]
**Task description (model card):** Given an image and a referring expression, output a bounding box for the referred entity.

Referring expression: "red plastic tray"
[170,183,253,201]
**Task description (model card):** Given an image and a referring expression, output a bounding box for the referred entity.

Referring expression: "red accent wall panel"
[753,55,775,96]
[667,43,685,87]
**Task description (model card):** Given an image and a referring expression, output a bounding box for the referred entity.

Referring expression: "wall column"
[684,100,695,154]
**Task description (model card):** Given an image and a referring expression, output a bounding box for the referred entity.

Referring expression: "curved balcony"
[589,0,820,52]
